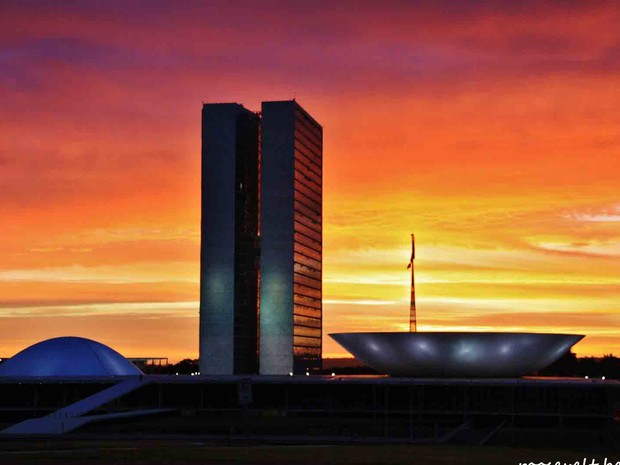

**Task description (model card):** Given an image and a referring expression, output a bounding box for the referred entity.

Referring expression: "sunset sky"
[1,1,619,361]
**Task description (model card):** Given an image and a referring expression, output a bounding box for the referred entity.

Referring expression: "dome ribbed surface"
[0,337,142,377]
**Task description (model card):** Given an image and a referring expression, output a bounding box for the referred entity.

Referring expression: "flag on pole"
[408,233,416,332]
[407,234,415,269]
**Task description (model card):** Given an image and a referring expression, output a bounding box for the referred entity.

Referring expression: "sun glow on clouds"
[535,241,620,258]
[0,263,198,284]
[1,1,620,360]
[1,301,197,318]
[564,205,620,223]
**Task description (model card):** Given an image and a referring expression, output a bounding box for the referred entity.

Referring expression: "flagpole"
[408,233,417,332]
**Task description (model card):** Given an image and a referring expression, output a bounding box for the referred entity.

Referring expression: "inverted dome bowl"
[329,332,584,378]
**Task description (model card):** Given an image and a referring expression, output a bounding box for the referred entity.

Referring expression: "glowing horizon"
[1,1,620,362]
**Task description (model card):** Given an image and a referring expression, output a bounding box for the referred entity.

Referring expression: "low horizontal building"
[0,374,618,445]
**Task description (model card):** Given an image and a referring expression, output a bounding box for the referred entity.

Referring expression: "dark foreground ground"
[0,440,619,465]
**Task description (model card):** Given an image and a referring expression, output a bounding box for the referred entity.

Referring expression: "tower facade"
[260,101,323,374]
[200,100,322,376]
[200,103,260,375]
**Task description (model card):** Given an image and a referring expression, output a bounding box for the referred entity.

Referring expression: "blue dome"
[0,337,143,378]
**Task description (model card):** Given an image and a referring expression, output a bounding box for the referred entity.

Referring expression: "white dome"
[0,337,143,378]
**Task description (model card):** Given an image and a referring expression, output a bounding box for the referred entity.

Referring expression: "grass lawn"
[0,441,619,465]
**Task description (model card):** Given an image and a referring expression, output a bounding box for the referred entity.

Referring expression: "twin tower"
[200,100,323,375]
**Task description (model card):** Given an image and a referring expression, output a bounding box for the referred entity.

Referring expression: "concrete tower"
[259,100,323,375]
[199,103,260,375]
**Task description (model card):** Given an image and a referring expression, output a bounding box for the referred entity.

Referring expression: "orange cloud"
[1,1,620,360]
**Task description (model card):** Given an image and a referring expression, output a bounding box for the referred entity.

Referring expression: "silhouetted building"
[200,103,260,375]
[260,101,323,375]
[200,100,322,376]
